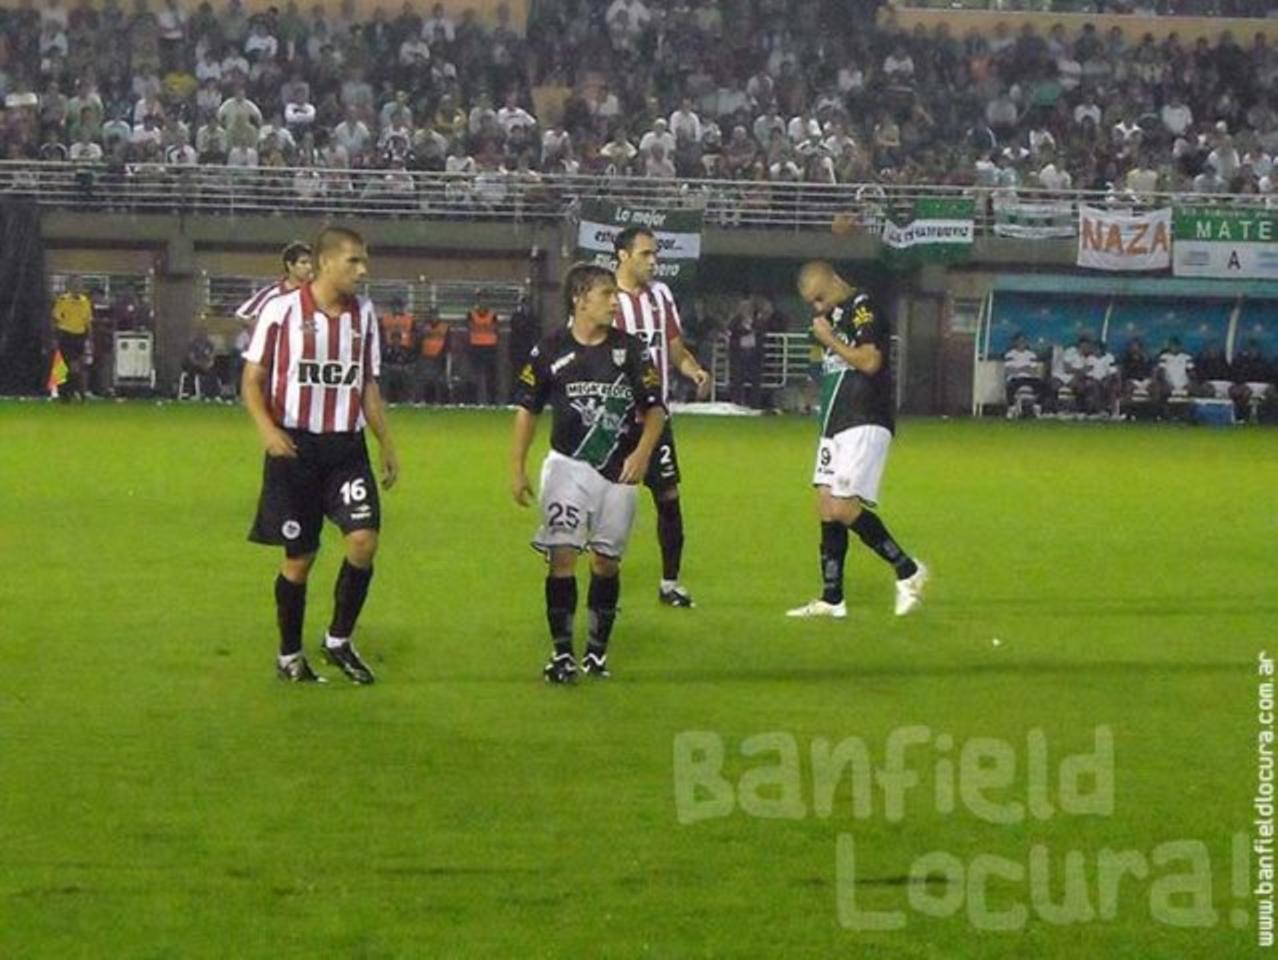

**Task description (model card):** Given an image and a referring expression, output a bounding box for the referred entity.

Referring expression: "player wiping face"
[799,260,883,376]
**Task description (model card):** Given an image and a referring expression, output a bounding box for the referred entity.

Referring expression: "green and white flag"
[575,201,704,293]
[880,197,975,268]
[1173,207,1278,279]
[992,198,1075,239]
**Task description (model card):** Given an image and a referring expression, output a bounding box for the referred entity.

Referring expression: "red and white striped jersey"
[243,284,381,434]
[614,281,683,404]
[235,278,291,323]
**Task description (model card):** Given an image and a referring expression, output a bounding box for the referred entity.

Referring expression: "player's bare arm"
[811,316,883,375]
[510,407,537,505]
[241,360,297,458]
[670,335,711,398]
[360,379,398,489]
[619,405,667,484]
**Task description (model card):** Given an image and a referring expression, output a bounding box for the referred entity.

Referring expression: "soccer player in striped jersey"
[612,226,710,609]
[241,226,399,684]
[234,241,313,326]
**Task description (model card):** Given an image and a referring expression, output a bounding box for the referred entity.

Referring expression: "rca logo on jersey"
[297,360,361,386]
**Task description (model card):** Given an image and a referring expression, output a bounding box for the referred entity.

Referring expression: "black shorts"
[57,331,86,362]
[248,430,380,557]
[644,421,681,492]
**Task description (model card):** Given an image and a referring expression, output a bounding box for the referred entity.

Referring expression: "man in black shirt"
[1231,338,1275,422]
[786,261,927,620]
[511,263,666,683]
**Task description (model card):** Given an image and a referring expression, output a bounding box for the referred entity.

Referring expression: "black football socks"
[656,497,684,583]
[545,575,577,657]
[850,510,918,580]
[820,521,849,604]
[586,572,620,657]
[275,574,306,657]
[329,560,374,640]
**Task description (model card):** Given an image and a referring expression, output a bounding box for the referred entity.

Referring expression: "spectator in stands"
[70,126,103,162]
[466,289,499,405]
[218,85,261,131]
[1003,332,1043,417]
[415,307,450,404]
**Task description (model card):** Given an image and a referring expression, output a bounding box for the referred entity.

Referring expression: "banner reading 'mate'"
[1076,206,1171,272]
[1173,207,1278,279]
[575,201,704,294]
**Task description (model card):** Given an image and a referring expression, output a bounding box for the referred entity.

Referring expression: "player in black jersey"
[510,263,666,682]
[786,261,928,620]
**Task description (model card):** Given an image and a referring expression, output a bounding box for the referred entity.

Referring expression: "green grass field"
[1,401,1271,958]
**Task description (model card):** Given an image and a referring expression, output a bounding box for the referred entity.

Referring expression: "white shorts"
[812,425,892,505]
[1208,379,1233,399]
[532,451,637,559]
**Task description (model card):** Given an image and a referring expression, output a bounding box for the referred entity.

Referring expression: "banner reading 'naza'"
[575,201,704,293]
[1076,206,1171,271]
[1173,207,1278,279]
[880,197,975,269]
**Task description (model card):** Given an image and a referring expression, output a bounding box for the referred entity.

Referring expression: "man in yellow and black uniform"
[52,276,94,401]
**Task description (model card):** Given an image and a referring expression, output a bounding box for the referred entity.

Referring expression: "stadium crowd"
[2,0,1278,203]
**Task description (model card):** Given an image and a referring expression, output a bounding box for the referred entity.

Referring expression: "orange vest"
[421,320,449,358]
[468,308,498,347]
[381,312,414,350]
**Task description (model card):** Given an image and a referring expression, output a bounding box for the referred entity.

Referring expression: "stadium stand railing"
[11,162,1277,233]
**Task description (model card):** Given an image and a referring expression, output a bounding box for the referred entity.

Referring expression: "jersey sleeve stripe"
[297,309,315,429]
[321,313,341,433]
[270,307,291,424]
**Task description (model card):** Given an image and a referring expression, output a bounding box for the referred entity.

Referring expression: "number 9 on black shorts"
[248,431,381,557]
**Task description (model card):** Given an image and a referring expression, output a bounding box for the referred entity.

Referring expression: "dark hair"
[562,261,614,318]
[312,226,365,263]
[281,240,311,267]
[613,225,655,257]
